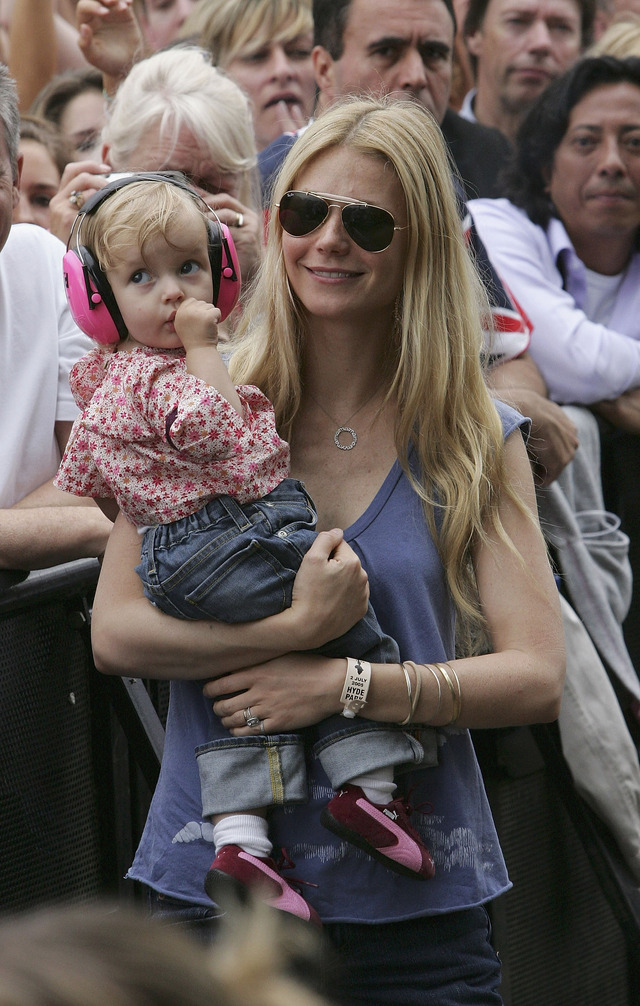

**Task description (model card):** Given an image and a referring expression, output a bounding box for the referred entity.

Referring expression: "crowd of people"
[2,0,640,1003]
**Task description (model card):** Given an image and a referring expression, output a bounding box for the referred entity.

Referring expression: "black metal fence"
[1,561,639,1005]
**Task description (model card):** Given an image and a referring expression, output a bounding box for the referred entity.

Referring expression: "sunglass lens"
[343,204,395,252]
[279,192,328,236]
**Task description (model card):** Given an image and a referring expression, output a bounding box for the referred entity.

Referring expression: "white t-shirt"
[583,267,626,327]
[0,224,92,507]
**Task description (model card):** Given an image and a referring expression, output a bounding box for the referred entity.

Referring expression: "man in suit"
[461,0,595,143]
[261,0,512,202]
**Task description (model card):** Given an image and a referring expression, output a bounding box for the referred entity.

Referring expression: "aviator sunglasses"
[277,190,408,253]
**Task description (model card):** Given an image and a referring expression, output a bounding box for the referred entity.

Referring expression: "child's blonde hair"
[81,178,210,275]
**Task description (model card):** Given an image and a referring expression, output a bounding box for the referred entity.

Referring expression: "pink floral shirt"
[55,346,290,526]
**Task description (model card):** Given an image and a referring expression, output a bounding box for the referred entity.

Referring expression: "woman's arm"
[91,512,370,679]
[207,430,565,734]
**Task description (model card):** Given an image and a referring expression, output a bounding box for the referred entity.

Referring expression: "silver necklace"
[308,384,385,451]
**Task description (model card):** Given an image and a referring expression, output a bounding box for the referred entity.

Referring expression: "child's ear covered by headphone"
[62,171,242,345]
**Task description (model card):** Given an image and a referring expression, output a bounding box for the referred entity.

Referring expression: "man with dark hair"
[0,62,111,570]
[470,55,640,405]
[461,0,596,143]
[262,0,512,201]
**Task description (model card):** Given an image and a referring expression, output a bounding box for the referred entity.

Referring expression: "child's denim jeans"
[136,477,430,815]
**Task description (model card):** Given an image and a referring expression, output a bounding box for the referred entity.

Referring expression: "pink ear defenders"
[62,171,242,345]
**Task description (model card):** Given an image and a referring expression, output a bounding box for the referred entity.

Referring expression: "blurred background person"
[587,9,640,56]
[50,47,262,343]
[461,0,595,143]
[12,115,70,229]
[180,0,316,151]
[134,0,200,52]
[30,67,106,161]
[0,898,333,1006]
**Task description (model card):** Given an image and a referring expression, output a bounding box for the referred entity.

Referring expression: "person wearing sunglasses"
[91,96,564,1005]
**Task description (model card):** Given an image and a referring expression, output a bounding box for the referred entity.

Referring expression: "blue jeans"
[137,478,426,815]
[144,888,502,1005]
[137,479,397,662]
[325,907,503,1005]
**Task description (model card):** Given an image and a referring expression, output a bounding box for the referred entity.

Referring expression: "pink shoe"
[321,784,435,880]
[204,844,322,926]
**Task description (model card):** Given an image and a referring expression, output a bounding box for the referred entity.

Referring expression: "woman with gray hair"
[50,46,263,303]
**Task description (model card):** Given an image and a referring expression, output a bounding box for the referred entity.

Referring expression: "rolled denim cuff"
[313,724,426,789]
[196,734,308,816]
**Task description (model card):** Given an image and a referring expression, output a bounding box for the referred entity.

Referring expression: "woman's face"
[115,121,241,201]
[138,0,200,51]
[12,139,61,229]
[548,81,640,271]
[225,31,315,151]
[281,146,407,333]
[59,88,106,161]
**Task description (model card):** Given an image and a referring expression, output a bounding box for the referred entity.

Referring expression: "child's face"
[107,213,213,349]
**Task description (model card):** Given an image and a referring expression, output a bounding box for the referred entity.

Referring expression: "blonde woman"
[587,11,640,58]
[181,0,316,150]
[91,96,564,1005]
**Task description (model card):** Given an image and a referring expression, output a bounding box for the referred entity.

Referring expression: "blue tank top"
[128,400,526,921]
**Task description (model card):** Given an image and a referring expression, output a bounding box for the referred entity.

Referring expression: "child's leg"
[211,811,271,859]
[314,722,435,880]
[205,810,321,927]
[321,776,436,882]
[197,736,319,926]
[348,765,397,805]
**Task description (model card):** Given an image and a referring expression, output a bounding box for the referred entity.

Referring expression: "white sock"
[348,765,396,805]
[213,815,272,858]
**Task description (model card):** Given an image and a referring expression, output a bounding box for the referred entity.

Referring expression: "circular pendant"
[335,426,357,451]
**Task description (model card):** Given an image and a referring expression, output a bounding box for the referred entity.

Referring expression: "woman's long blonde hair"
[231,96,526,633]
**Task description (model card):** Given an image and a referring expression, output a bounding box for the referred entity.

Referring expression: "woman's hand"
[204,652,343,734]
[49,159,112,243]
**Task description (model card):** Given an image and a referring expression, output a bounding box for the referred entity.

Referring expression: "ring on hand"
[235,212,244,228]
[259,720,265,733]
[244,707,261,727]
[69,190,84,209]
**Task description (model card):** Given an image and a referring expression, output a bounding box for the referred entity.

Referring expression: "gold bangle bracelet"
[399,662,413,726]
[436,662,462,725]
[422,664,442,723]
[403,660,424,722]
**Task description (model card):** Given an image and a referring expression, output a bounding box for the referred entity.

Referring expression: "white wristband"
[339,657,372,718]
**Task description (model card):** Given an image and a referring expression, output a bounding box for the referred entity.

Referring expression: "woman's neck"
[301,315,393,406]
